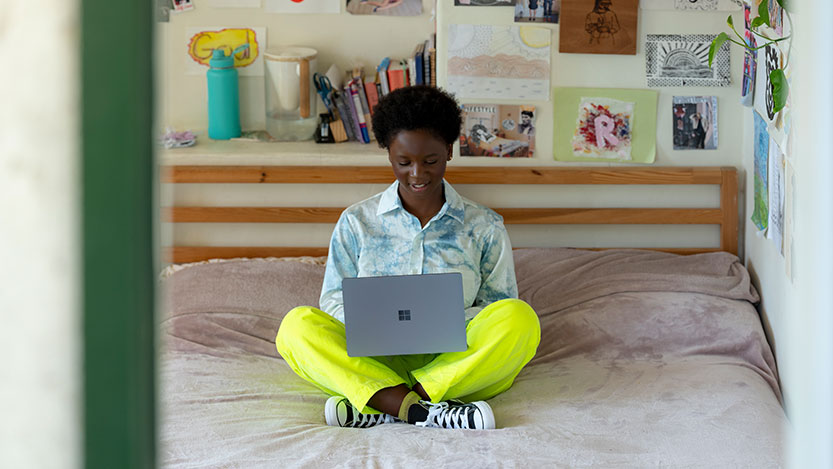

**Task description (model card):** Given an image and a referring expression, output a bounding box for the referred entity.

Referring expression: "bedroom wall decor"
[265,0,339,13]
[640,0,742,10]
[767,137,785,253]
[752,110,770,232]
[459,104,536,157]
[672,96,718,151]
[346,0,422,16]
[740,2,757,107]
[553,87,657,163]
[646,34,731,87]
[455,0,515,5]
[446,24,551,100]
[514,0,561,23]
[185,27,266,76]
[559,0,638,55]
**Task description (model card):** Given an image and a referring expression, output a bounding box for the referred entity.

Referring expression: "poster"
[446,24,551,100]
[346,0,422,15]
[185,27,265,76]
[754,43,781,125]
[672,96,718,150]
[751,111,769,231]
[741,2,757,107]
[558,0,638,55]
[459,104,536,157]
[767,138,785,254]
[514,0,560,23]
[646,34,731,87]
[553,87,657,163]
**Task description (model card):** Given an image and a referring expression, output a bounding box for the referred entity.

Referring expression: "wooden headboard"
[162,165,738,264]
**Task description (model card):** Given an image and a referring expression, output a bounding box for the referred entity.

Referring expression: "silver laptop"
[342,273,468,357]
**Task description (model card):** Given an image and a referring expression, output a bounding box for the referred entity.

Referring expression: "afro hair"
[370,85,463,149]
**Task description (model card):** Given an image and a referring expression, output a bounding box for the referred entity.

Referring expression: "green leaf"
[709,33,730,67]
[750,17,767,28]
[770,68,789,113]
[757,0,770,27]
[727,14,734,28]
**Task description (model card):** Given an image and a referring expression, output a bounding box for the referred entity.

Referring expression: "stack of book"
[326,36,437,144]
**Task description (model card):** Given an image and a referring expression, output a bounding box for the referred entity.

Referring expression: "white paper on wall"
[767,138,785,256]
[264,0,340,13]
[641,0,741,10]
[208,0,261,7]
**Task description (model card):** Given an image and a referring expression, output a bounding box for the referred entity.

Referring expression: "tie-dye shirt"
[320,180,518,323]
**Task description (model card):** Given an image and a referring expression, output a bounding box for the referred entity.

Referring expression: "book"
[377,57,391,96]
[351,73,374,139]
[332,90,357,141]
[401,59,410,87]
[364,78,379,115]
[429,47,436,87]
[413,42,425,85]
[343,81,365,143]
[422,39,431,86]
[408,57,417,87]
[348,80,371,143]
[388,61,407,91]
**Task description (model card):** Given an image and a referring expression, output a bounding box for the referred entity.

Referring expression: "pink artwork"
[572,98,634,160]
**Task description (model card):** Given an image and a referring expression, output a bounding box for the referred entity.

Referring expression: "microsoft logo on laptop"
[398,309,411,321]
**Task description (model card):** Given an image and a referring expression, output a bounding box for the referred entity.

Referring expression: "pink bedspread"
[160,249,785,467]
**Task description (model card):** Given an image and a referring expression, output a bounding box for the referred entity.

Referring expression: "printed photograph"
[672,96,718,150]
[514,0,560,23]
[455,0,515,5]
[346,0,422,16]
[459,104,536,157]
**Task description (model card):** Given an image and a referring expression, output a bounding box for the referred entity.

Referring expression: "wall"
[161,3,748,255]
[0,0,81,468]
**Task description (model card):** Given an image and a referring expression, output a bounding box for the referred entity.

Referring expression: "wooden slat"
[167,246,329,264]
[162,165,727,185]
[166,206,723,225]
[166,246,722,263]
[720,168,739,255]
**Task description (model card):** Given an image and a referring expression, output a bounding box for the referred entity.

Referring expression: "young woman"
[275,86,540,430]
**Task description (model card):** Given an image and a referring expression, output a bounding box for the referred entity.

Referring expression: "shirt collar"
[376,180,466,225]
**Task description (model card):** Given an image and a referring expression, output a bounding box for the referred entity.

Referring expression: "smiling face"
[387,129,452,221]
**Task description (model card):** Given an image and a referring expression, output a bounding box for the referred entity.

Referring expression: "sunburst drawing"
[657,41,712,78]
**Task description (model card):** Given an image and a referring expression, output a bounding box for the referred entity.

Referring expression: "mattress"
[160,248,785,468]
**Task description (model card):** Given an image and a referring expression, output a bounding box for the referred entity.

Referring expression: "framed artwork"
[514,0,561,23]
[553,87,658,163]
[559,0,639,55]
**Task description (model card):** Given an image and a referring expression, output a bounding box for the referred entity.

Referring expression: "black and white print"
[641,0,740,10]
[646,34,731,87]
[455,0,515,5]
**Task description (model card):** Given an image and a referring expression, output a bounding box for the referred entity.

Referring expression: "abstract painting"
[553,87,657,163]
[514,0,560,23]
[752,111,769,231]
[646,34,731,87]
[446,24,551,100]
[459,104,536,158]
[672,96,718,150]
[572,98,634,160]
[559,0,639,55]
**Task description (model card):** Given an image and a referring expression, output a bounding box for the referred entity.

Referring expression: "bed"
[159,166,785,467]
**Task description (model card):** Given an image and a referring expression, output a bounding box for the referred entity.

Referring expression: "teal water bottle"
[207,45,248,140]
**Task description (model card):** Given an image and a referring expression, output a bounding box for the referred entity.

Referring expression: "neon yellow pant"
[275,298,540,414]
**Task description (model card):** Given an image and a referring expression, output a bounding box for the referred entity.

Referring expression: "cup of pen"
[264,46,319,141]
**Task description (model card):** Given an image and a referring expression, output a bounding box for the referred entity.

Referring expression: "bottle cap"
[209,44,249,69]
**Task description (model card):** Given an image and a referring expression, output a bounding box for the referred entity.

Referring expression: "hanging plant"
[708,0,792,112]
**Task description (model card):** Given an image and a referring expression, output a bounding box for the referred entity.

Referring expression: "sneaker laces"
[350,411,396,428]
[415,401,475,429]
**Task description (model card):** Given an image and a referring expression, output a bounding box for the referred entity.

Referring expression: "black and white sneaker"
[324,396,400,428]
[414,399,495,430]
